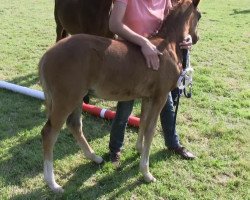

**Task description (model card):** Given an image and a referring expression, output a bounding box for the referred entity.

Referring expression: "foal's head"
[158,0,201,44]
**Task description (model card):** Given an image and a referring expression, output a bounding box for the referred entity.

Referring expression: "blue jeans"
[109,93,180,153]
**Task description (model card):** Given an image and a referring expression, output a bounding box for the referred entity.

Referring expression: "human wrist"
[138,37,150,47]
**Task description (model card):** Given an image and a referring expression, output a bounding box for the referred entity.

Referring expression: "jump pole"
[0,81,140,127]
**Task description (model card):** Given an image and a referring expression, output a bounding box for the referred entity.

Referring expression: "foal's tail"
[38,55,52,116]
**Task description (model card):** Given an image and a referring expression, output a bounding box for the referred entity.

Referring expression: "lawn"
[0,0,249,199]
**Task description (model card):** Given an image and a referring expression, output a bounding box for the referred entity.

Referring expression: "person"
[108,0,196,166]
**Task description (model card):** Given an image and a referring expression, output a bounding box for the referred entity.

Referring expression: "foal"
[39,0,201,192]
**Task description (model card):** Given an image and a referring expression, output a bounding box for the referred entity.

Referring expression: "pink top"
[116,0,172,37]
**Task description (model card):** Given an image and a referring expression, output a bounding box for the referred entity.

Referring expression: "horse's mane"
[170,0,183,10]
[167,0,185,19]
[156,0,192,38]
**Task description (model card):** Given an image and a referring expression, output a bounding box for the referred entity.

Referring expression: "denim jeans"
[109,93,180,153]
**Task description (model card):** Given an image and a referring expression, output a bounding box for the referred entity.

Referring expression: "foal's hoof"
[93,155,103,164]
[144,172,156,183]
[49,184,64,193]
[53,186,64,193]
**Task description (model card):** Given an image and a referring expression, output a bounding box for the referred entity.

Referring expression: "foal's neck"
[151,37,183,68]
[155,3,191,67]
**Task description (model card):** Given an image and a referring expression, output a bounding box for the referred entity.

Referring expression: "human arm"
[109,1,162,70]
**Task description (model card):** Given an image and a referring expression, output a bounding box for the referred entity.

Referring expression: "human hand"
[179,35,192,50]
[141,40,162,70]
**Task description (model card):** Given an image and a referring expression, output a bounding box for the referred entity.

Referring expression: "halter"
[177,48,193,98]
[172,35,194,131]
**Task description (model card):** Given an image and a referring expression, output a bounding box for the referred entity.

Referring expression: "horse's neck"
[151,37,182,67]
[155,9,189,67]
[157,19,186,44]
[158,1,192,43]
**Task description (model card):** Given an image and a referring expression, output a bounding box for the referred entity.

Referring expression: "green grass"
[0,0,249,199]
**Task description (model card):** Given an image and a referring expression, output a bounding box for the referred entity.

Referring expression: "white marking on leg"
[140,149,156,182]
[44,160,64,193]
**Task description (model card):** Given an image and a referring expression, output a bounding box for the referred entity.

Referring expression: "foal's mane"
[170,0,184,11]
[156,0,193,39]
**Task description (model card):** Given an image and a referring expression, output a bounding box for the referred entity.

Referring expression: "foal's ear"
[192,0,200,7]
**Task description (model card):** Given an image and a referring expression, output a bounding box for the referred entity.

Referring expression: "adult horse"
[39,0,201,192]
[54,0,114,42]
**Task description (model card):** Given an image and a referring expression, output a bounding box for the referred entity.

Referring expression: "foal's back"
[39,34,179,101]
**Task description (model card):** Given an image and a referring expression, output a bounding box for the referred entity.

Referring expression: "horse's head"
[157,0,201,45]
[185,0,201,44]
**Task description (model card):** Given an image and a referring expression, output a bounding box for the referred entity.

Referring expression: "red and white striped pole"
[82,103,140,127]
[0,81,140,127]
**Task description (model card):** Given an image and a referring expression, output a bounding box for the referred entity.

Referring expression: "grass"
[0,0,249,199]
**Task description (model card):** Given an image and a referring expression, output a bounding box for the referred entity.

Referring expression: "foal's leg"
[139,98,166,182]
[41,106,69,193]
[66,106,103,164]
[136,98,151,154]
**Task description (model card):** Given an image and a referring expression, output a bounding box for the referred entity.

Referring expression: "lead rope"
[172,87,181,132]
[172,47,193,130]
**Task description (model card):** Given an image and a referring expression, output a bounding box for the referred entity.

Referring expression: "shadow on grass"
[0,94,112,184]
[64,153,141,198]
[0,75,110,195]
[0,92,43,140]
[60,148,176,199]
[8,145,174,199]
[64,149,175,198]
[0,73,43,138]
[230,9,250,15]
[5,72,39,87]
[0,90,45,190]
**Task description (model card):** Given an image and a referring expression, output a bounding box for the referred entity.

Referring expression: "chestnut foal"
[54,0,114,41]
[39,0,201,192]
